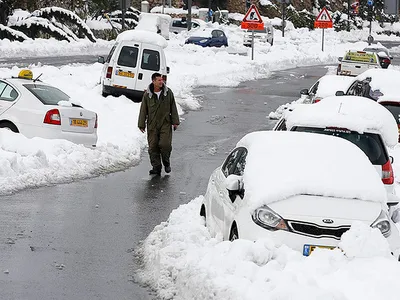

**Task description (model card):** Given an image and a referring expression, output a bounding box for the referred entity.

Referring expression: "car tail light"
[382,160,394,185]
[337,64,341,75]
[106,67,113,79]
[95,113,98,129]
[382,58,390,64]
[162,75,167,83]
[44,109,61,125]
[398,124,400,142]
[314,98,321,103]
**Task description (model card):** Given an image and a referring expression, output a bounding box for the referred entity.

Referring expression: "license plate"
[117,71,135,78]
[70,119,88,127]
[303,244,335,256]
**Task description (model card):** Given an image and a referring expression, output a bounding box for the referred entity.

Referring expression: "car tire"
[0,121,19,133]
[270,39,274,46]
[229,224,239,241]
[101,85,108,97]
[200,204,206,225]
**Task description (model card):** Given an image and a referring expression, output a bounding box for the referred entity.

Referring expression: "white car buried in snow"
[274,96,398,200]
[0,70,98,148]
[200,131,400,258]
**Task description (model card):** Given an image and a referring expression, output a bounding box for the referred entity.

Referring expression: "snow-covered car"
[299,74,354,104]
[170,18,206,34]
[363,43,393,67]
[200,131,400,257]
[243,23,274,47]
[0,70,98,148]
[273,96,398,200]
[342,69,400,141]
[337,50,383,77]
[185,29,228,47]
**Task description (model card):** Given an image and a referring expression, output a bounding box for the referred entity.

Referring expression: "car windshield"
[23,84,70,105]
[380,104,400,125]
[292,126,388,165]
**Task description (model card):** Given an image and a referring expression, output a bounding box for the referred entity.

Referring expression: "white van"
[98,30,169,101]
[337,50,382,77]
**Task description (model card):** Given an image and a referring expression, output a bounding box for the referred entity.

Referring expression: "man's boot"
[149,167,161,175]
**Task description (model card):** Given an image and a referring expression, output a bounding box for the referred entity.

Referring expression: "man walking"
[138,73,180,175]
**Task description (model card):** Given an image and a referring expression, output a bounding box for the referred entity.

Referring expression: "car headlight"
[199,39,208,43]
[371,210,391,238]
[252,206,289,231]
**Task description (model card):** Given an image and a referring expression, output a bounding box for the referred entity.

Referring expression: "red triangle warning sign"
[315,7,332,22]
[242,4,263,23]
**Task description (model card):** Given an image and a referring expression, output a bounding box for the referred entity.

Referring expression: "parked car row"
[199,54,400,259]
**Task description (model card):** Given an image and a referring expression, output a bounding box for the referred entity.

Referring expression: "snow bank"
[136,196,400,300]
[116,29,168,48]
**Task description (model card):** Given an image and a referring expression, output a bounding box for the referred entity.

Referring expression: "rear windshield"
[380,104,400,124]
[117,46,138,68]
[292,126,388,165]
[23,84,70,105]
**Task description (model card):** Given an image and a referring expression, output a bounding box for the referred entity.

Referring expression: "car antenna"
[33,73,43,82]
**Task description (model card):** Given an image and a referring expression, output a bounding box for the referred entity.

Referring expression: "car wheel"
[101,85,108,97]
[200,204,206,225]
[0,121,19,133]
[229,224,239,241]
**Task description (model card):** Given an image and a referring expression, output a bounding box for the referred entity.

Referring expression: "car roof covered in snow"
[314,74,355,99]
[354,69,400,102]
[285,96,398,147]
[116,29,168,48]
[236,131,387,209]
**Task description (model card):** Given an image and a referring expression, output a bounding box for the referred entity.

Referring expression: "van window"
[117,46,139,68]
[106,45,117,63]
[141,49,160,71]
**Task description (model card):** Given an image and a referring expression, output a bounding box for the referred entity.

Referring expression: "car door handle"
[355,66,361,68]
[138,73,143,80]
[219,191,224,197]
[211,179,215,184]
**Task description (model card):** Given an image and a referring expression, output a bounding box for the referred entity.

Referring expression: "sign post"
[313,7,333,52]
[241,4,264,60]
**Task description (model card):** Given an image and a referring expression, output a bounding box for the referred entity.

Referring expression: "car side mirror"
[338,57,343,62]
[390,156,394,164]
[300,88,309,96]
[225,174,244,203]
[167,66,170,74]
[390,56,393,60]
[98,56,105,64]
[335,91,344,96]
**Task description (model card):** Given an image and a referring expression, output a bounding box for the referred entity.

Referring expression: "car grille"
[287,220,350,240]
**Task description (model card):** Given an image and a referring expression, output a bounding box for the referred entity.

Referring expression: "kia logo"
[323,219,334,224]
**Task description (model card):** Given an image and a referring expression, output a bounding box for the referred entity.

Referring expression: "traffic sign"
[241,4,264,30]
[314,7,333,28]
[367,0,374,6]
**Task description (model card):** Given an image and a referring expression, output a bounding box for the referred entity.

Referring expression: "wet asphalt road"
[0,40,399,299]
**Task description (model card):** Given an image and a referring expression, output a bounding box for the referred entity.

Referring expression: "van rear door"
[112,44,140,90]
[136,45,165,92]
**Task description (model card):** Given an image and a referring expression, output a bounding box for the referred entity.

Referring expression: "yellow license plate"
[70,119,88,127]
[117,71,135,78]
[303,244,335,256]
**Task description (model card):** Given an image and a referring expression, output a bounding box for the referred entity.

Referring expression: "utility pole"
[347,0,350,31]
[187,0,192,30]
[121,0,126,30]
[281,1,285,37]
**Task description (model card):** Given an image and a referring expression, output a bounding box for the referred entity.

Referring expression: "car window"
[292,126,388,165]
[0,81,18,101]
[346,81,362,96]
[232,149,247,176]
[192,22,199,28]
[141,49,160,71]
[222,148,244,177]
[23,84,70,105]
[381,104,400,125]
[106,44,117,63]
[309,81,319,95]
[211,30,218,38]
[117,46,139,68]
[275,118,287,131]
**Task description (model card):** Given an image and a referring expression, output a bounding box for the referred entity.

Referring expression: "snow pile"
[137,196,400,300]
[116,29,168,48]
[339,221,392,258]
[237,131,387,209]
